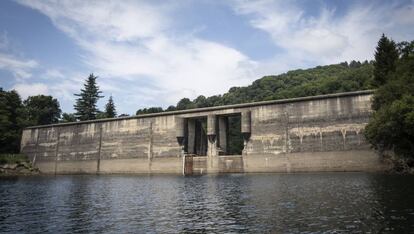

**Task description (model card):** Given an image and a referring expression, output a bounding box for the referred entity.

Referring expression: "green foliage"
[372,34,399,87]
[95,111,107,119]
[176,98,196,110]
[0,89,63,153]
[0,89,26,153]
[0,154,28,164]
[366,95,414,157]
[227,116,244,155]
[60,113,77,123]
[136,61,373,117]
[169,61,373,109]
[24,95,61,125]
[365,37,414,158]
[136,107,163,115]
[105,95,117,118]
[165,105,176,112]
[74,73,104,121]
[193,95,208,108]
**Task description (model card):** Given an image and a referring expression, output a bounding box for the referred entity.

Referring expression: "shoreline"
[0,162,39,177]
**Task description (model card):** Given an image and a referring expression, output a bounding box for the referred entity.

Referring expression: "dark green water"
[1,173,414,233]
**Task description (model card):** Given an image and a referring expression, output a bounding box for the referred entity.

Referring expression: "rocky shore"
[0,162,39,176]
[0,154,39,176]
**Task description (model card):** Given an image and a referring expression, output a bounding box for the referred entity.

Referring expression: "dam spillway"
[20,90,385,174]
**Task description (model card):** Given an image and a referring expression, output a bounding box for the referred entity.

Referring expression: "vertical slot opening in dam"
[226,114,244,155]
[194,118,208,156]
[186,117,208,156]
[215,113,244,155]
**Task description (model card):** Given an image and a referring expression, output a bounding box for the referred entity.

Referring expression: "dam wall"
[20,90,386,174]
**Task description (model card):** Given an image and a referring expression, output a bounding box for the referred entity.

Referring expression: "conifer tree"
[74,73,104,120]
[373,34,399,87]
[105,95,117,118]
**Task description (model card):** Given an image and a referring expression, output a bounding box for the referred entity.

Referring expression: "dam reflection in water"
[1,173,414,233]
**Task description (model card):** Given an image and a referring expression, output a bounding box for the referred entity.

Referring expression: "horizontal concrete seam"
[25,90,374,129]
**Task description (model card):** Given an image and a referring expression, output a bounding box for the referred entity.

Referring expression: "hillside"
[136,60,374,114]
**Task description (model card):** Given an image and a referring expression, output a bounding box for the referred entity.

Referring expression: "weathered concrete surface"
[243,150,382,173]
[21,90,386,174]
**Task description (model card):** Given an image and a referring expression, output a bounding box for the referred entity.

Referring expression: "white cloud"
[13,0,414,114]
[43,69,64,79]
[0,31,38,80]
[15,0,166,40]
[13,83,49,99]
[17,0,258,113]
[394,2,414,26]
[232,0,414,65]
[0,53,38,79]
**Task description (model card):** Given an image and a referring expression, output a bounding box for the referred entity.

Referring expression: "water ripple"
[1,173,414,233]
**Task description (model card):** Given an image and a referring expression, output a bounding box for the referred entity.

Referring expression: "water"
[1,173,414,233]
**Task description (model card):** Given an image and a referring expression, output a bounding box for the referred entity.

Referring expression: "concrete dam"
[20,90,385,174]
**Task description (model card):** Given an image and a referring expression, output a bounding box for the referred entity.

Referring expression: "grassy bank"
[0,154,29,165]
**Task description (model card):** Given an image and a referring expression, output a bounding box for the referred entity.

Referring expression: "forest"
[136,60,374,114]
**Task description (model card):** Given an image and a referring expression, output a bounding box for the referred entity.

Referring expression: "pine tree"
[74,73,104,121]
[105,95,117,118]
[373,34,399,87]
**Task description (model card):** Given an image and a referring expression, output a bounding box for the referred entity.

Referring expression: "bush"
[0,154,29,164]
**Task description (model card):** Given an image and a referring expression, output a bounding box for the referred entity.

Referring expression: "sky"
[0,0,413,115]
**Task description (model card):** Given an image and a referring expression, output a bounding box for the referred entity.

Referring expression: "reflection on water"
[1,173,414,233]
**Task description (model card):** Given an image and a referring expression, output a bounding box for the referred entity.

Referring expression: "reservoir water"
[1,173,414,233]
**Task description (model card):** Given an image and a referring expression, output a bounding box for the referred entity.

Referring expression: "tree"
[60,113,77,123]
[136,107,163,115]
[0,89,26,153]
[365,39,414,160]
[365,95,414,157]
[24,95,61,125]
[74,73,104,121]
[372,34,399,87]
[95,111,107,119]
[165,105,176,112]
[105,95,117,118]
[349,60,362,68]
[193,95,208,108]
[176,98,195,110]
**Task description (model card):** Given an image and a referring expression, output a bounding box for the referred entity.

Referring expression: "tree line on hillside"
[135,60,374,115]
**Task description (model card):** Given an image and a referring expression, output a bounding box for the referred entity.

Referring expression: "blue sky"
[0,0,413,114]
